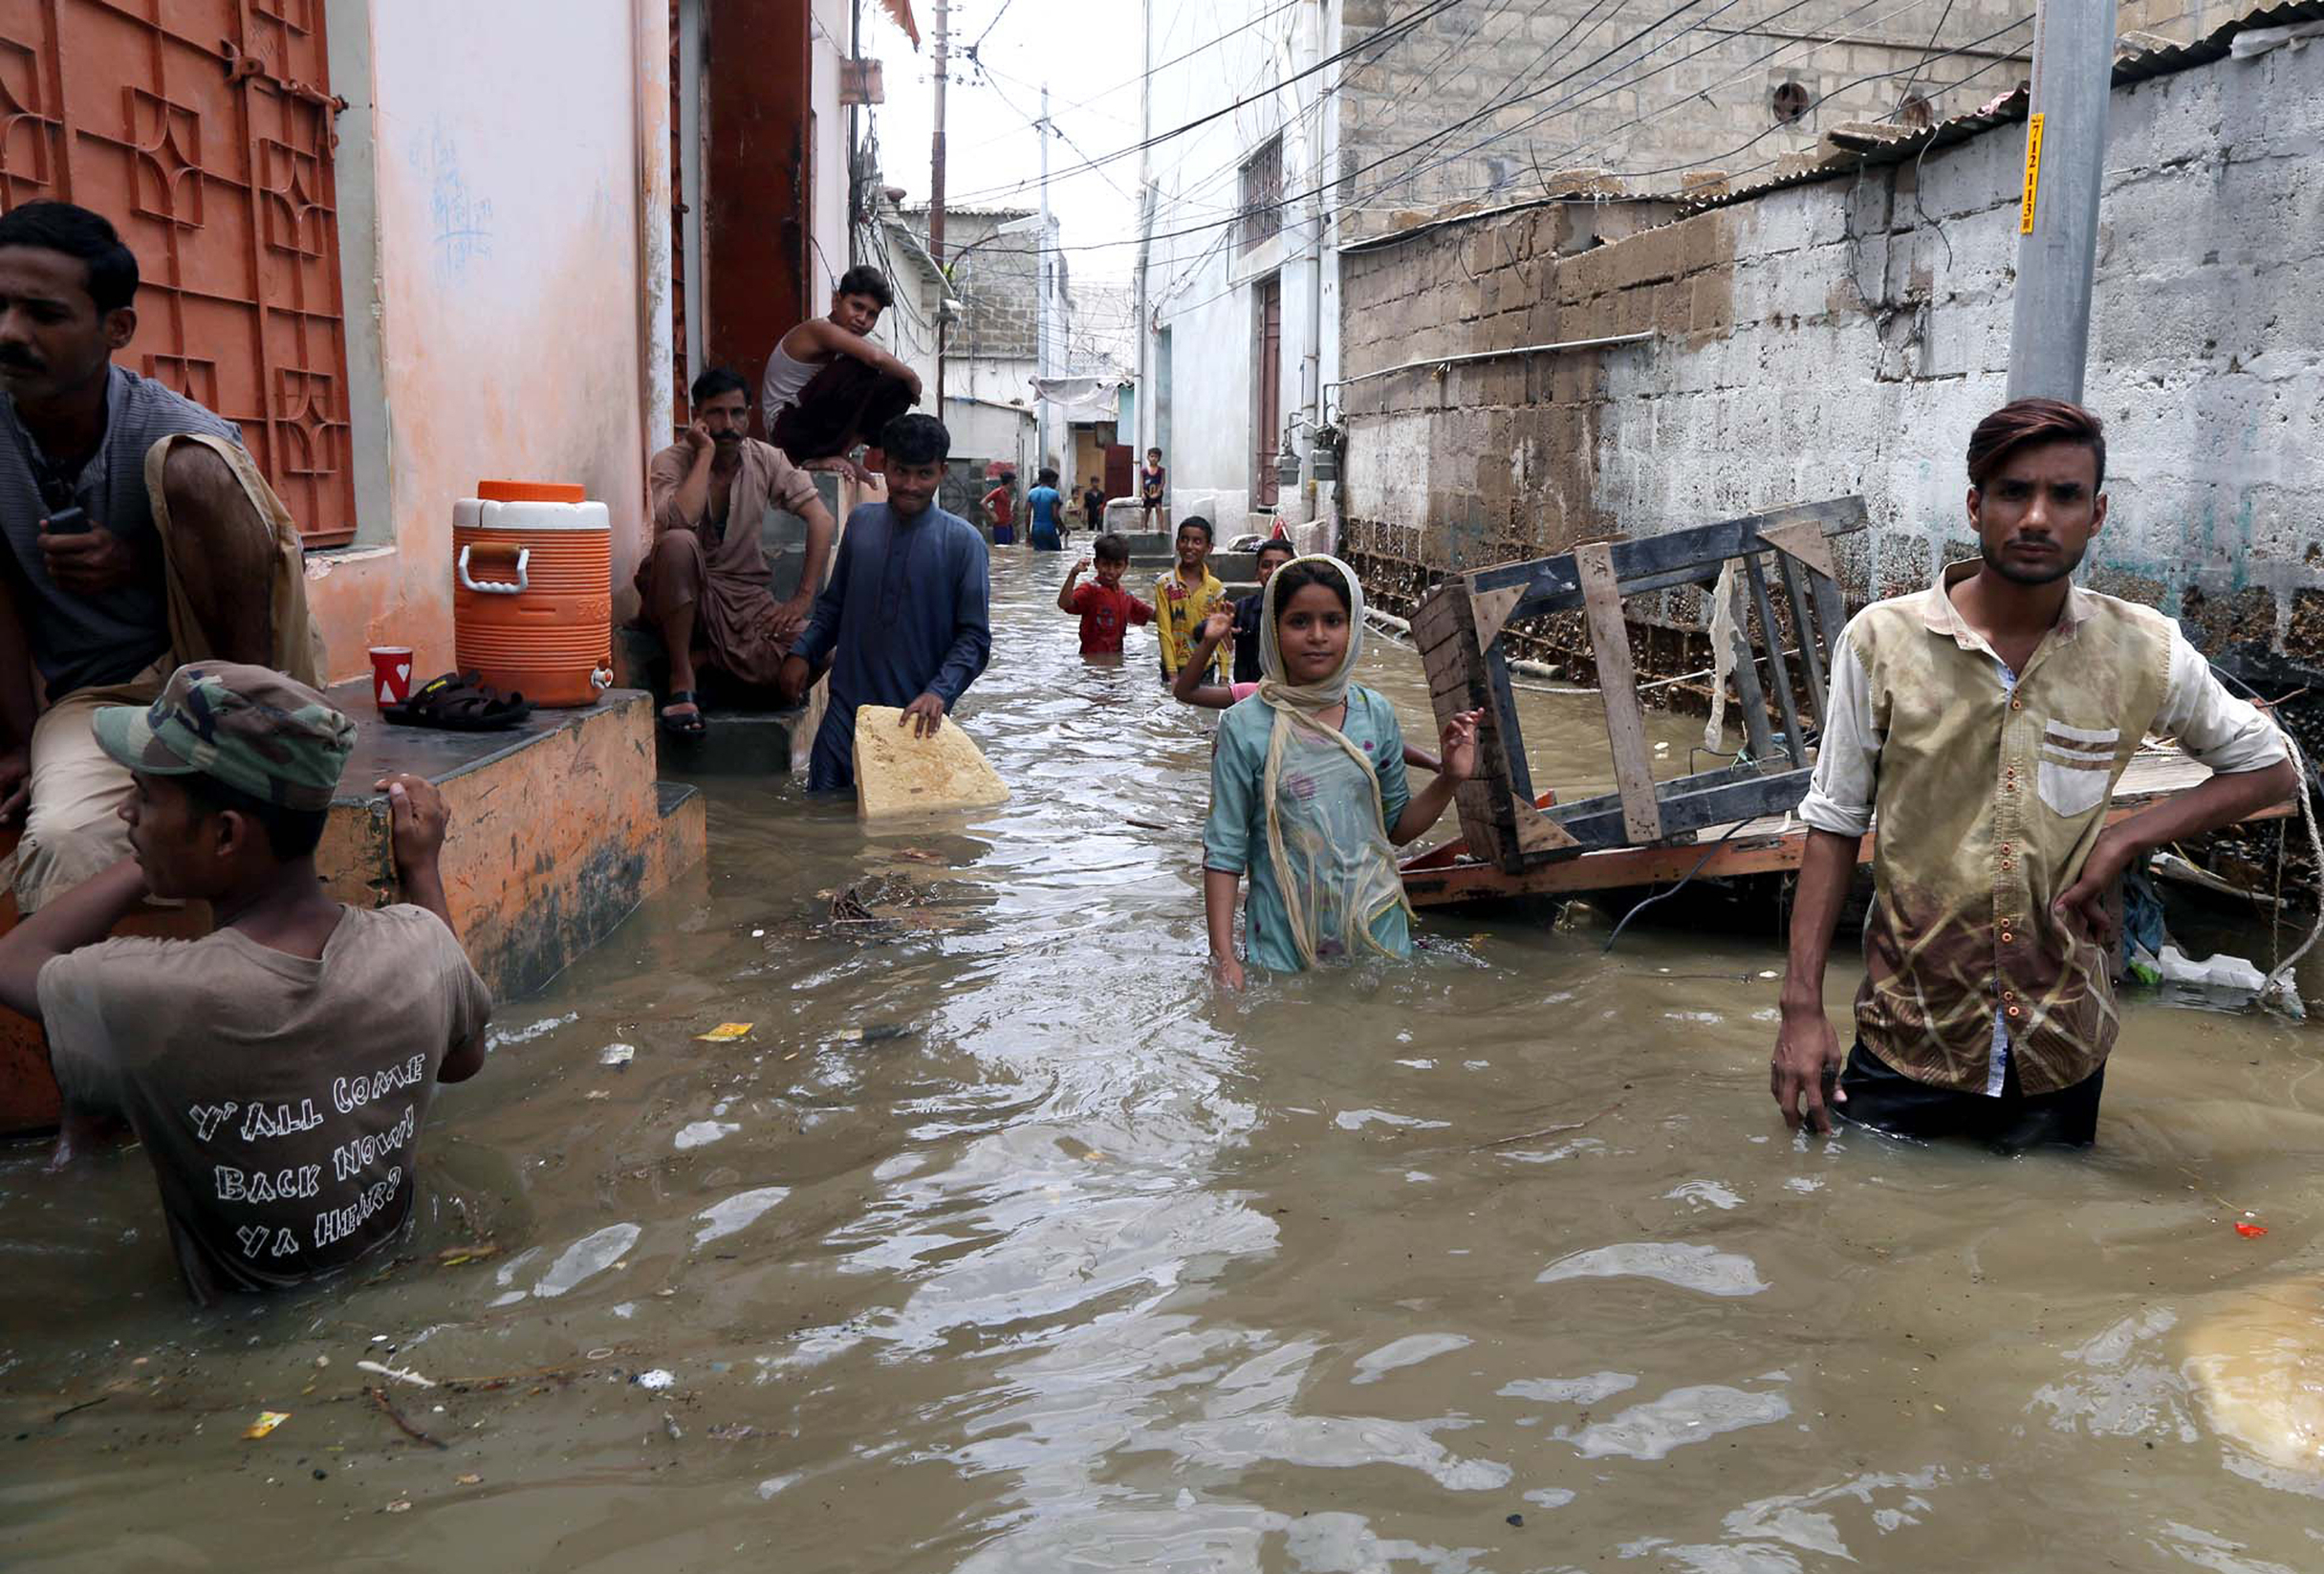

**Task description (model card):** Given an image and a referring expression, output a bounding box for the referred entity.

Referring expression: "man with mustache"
[638,368,837,737]
[1772,399,2294,1148]
[0,201,323,914]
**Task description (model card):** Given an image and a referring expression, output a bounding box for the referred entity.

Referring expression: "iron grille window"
[1238,136,1284,254]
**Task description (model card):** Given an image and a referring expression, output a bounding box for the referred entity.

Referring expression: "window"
[1237,135,1283,255]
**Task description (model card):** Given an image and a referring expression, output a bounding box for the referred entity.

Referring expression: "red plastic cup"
[369,645,415,707]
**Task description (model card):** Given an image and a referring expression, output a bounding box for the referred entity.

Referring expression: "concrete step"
[0,684,705,1134]
[612,624,817,776]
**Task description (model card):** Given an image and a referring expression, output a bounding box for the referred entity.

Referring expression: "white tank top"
[760,341,819,416]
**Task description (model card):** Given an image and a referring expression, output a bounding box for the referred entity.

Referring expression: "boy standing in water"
[1229,537,1296,684]
[1026,469,1064,553]
[981,471,1017,546]
[1154,516,1228,685]
[1056,535,1154,656]
[0,664,493,1301]
[778,414,992,793]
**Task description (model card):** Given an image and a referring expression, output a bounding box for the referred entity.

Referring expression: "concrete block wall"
[1337,31,2324,665]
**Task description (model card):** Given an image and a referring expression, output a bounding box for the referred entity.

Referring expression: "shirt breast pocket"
[2038,720,2118,819]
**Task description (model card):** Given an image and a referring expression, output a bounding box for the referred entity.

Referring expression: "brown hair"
[1966,398,2106,492]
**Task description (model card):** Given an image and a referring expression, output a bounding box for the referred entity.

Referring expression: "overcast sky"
[862,0,1145,288]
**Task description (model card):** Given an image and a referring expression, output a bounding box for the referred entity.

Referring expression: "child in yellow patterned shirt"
[1153,516,1228,683]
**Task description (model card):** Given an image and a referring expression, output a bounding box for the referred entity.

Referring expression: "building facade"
[0,0,862,681]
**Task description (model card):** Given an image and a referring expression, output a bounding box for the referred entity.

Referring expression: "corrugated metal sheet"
[1678,0,2324,214]
[1341,0,2324,250]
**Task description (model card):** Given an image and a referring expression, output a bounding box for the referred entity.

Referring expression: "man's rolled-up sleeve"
[2160,626,2290,776]
[1794,626,1879,837]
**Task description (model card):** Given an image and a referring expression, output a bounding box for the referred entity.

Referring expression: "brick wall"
[1336,31,2324,675]
[897,207,1042,361]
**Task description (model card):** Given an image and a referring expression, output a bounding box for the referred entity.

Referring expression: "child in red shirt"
[1056,535,1155,655]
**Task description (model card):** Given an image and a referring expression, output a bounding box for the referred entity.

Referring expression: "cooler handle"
[458,543,531,595]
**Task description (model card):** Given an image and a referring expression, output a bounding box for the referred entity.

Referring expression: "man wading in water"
[1772,399,2293,1148]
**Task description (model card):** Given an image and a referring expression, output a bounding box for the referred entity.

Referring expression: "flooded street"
[5,551,2322,1572]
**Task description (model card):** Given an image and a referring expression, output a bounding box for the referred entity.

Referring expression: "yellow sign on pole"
[2020,113,2046,234]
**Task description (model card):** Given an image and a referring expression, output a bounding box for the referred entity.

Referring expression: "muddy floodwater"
[6,553,2322,1572]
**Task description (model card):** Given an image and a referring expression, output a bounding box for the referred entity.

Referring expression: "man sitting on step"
[0,200,325,914]
[639,367,838,737]
[0,663,493,1304]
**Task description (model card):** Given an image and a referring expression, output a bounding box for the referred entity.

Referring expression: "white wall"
[1137,0,1341,530]
[310,0,666,678]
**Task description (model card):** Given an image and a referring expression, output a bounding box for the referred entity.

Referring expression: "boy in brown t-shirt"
[0,663,493,1302]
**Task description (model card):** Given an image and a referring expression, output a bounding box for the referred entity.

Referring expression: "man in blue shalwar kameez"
[778,413,992,793]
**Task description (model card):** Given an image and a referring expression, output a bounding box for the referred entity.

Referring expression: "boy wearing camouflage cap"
[0,663,493,1303]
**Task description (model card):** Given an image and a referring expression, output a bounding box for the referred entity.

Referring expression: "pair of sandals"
[660,689,707,739]
[381,670,534,731]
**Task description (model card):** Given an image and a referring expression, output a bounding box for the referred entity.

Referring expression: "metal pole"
[2006,0,2116,404]
[931,0,948,416]
[1133,0,1152,455]
[1036,81,1052,474]
[847,0,862,267]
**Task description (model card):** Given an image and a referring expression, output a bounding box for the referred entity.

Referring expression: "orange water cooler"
[451,480,613,708]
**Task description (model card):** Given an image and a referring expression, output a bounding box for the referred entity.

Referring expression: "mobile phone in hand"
[41,506,90,536]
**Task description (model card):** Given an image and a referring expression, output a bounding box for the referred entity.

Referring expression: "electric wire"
[934,0,1469,208]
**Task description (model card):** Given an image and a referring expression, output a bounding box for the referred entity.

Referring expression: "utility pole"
[1133,0,1152,457]
[1035,81,1053,476]
[931,0,949,416]
[2006,0,2116,404]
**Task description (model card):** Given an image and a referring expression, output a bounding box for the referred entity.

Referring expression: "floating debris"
[243,1410,290,1439]
[695,1023,754,1043]
[633,1368,676,1391]
[358,1359,439,1388]
[599,1043,638,1067]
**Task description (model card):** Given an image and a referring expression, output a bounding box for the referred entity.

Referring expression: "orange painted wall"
[303,0,671,682]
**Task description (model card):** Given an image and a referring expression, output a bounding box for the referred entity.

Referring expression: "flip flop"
[381,670,534,732]
[659,689,706,739]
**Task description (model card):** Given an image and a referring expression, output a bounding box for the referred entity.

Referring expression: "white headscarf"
[1249,554,1412,966]
[1255,551,1365,711]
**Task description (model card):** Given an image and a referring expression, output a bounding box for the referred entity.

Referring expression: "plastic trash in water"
[243,1410,290,1439]
[633,1368,675,1390]
[2157,944,2270,995]
[598,1043,637,1067]
[695,1023,753,1043]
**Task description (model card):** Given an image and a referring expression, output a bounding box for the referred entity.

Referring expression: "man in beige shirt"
[639,367,838,736]
[1772,399,2293,1148]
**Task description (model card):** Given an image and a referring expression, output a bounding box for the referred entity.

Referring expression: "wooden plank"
[1419,579,1524,874]
[1411,584,1468,654]
[1745,552,1806,766]
[1549,767,1816,850]
[1775,551,1829,725]
[1756,514,1844,582]
[1467,579,1524,652]
[1724,586,1780,767]
[1481,498,1870,620]
[1574,540,1663,843]
[1485,644,1536,803]
[1808,570,1848,684]
[1406,767,2294,906]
